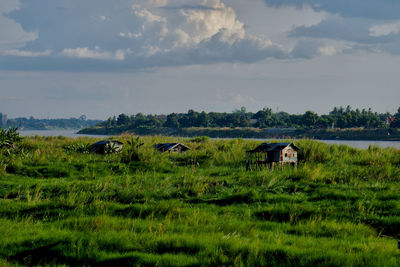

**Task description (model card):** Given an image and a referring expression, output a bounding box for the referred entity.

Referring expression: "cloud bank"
[265,0,400,55]
[0,0,293,71]
[1,0,400,71]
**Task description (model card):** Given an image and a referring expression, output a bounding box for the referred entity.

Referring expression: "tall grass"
[0,136,399,266]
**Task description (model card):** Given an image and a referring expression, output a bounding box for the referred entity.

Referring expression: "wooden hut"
[246,142,299,170]
[154,143,191,153]
[89,140,123,154]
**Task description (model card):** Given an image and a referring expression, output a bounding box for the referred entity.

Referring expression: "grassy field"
[0,135,399,266]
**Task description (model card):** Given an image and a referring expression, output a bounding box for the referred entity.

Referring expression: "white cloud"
[2,49,52,57]
[178,1,245,45]
[0,1,37,51]
[369,21,400,37]
[119,32,142,39]
[132,7,165,23]
[61,47,125,61]
[127,0,248,52]
[319,46,336,56]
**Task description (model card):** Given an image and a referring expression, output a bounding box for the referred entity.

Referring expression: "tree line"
[99,106,400,130]
[2,114,101,130]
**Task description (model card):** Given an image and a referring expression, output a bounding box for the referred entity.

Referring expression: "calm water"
[18,130,107,139]
[318,140,400,149]
[19,130,400,149]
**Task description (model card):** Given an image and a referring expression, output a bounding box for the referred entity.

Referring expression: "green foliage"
[0,136,399,266]
[0,128,22,149]
[63,142,91,153]
[120,136,142,162]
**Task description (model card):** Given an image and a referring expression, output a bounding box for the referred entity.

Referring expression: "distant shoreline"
[77,127,400,141]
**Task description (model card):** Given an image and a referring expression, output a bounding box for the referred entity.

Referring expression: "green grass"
[0,136,399,266]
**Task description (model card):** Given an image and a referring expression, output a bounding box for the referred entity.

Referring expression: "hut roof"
[247,142,299,153]
[89,140,123,154]
[155,143,191,152]
[92,140,123,146]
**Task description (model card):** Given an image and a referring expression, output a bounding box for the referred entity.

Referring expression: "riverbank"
[78,126,400,141]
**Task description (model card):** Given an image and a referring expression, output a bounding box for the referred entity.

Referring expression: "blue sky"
[0,0,399,119]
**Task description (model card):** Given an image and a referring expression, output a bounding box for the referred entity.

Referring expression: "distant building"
[155,143,191,153]
[246,142,299,170]
[0,113,7,127]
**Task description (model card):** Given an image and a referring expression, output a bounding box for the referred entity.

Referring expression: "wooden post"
[265,154,268,169]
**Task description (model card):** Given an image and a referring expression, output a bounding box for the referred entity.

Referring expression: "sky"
[0,0,399,119]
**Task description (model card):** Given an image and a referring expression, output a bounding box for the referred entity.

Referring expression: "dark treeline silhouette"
[99,106,400,130]
[3,115,101,130]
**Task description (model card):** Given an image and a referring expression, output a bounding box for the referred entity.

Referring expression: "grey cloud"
[289,16,397,44]
[7,0,139,52]
[0,32,289,71]
[1,0,293,71]
[350,40,400,55]
[287,15,400,56]
[264,0,400,20]
[290,40,321,59]
[262,1,400,56]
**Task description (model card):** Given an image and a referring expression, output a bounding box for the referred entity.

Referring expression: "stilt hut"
[246,142,299,170]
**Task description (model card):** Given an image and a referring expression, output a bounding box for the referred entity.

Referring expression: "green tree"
[395,107,400,119]
[198,111,209,127]
[164,113,180,128]
[117,114,130,126]
[302,111,319,127]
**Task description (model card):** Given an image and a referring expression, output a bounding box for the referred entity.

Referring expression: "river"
[18,130,106,139]
[18,130,400,149]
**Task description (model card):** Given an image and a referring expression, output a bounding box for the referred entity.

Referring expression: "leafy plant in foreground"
[63,142,91,153]
[121,136,143,162]
[0,128,22,149]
